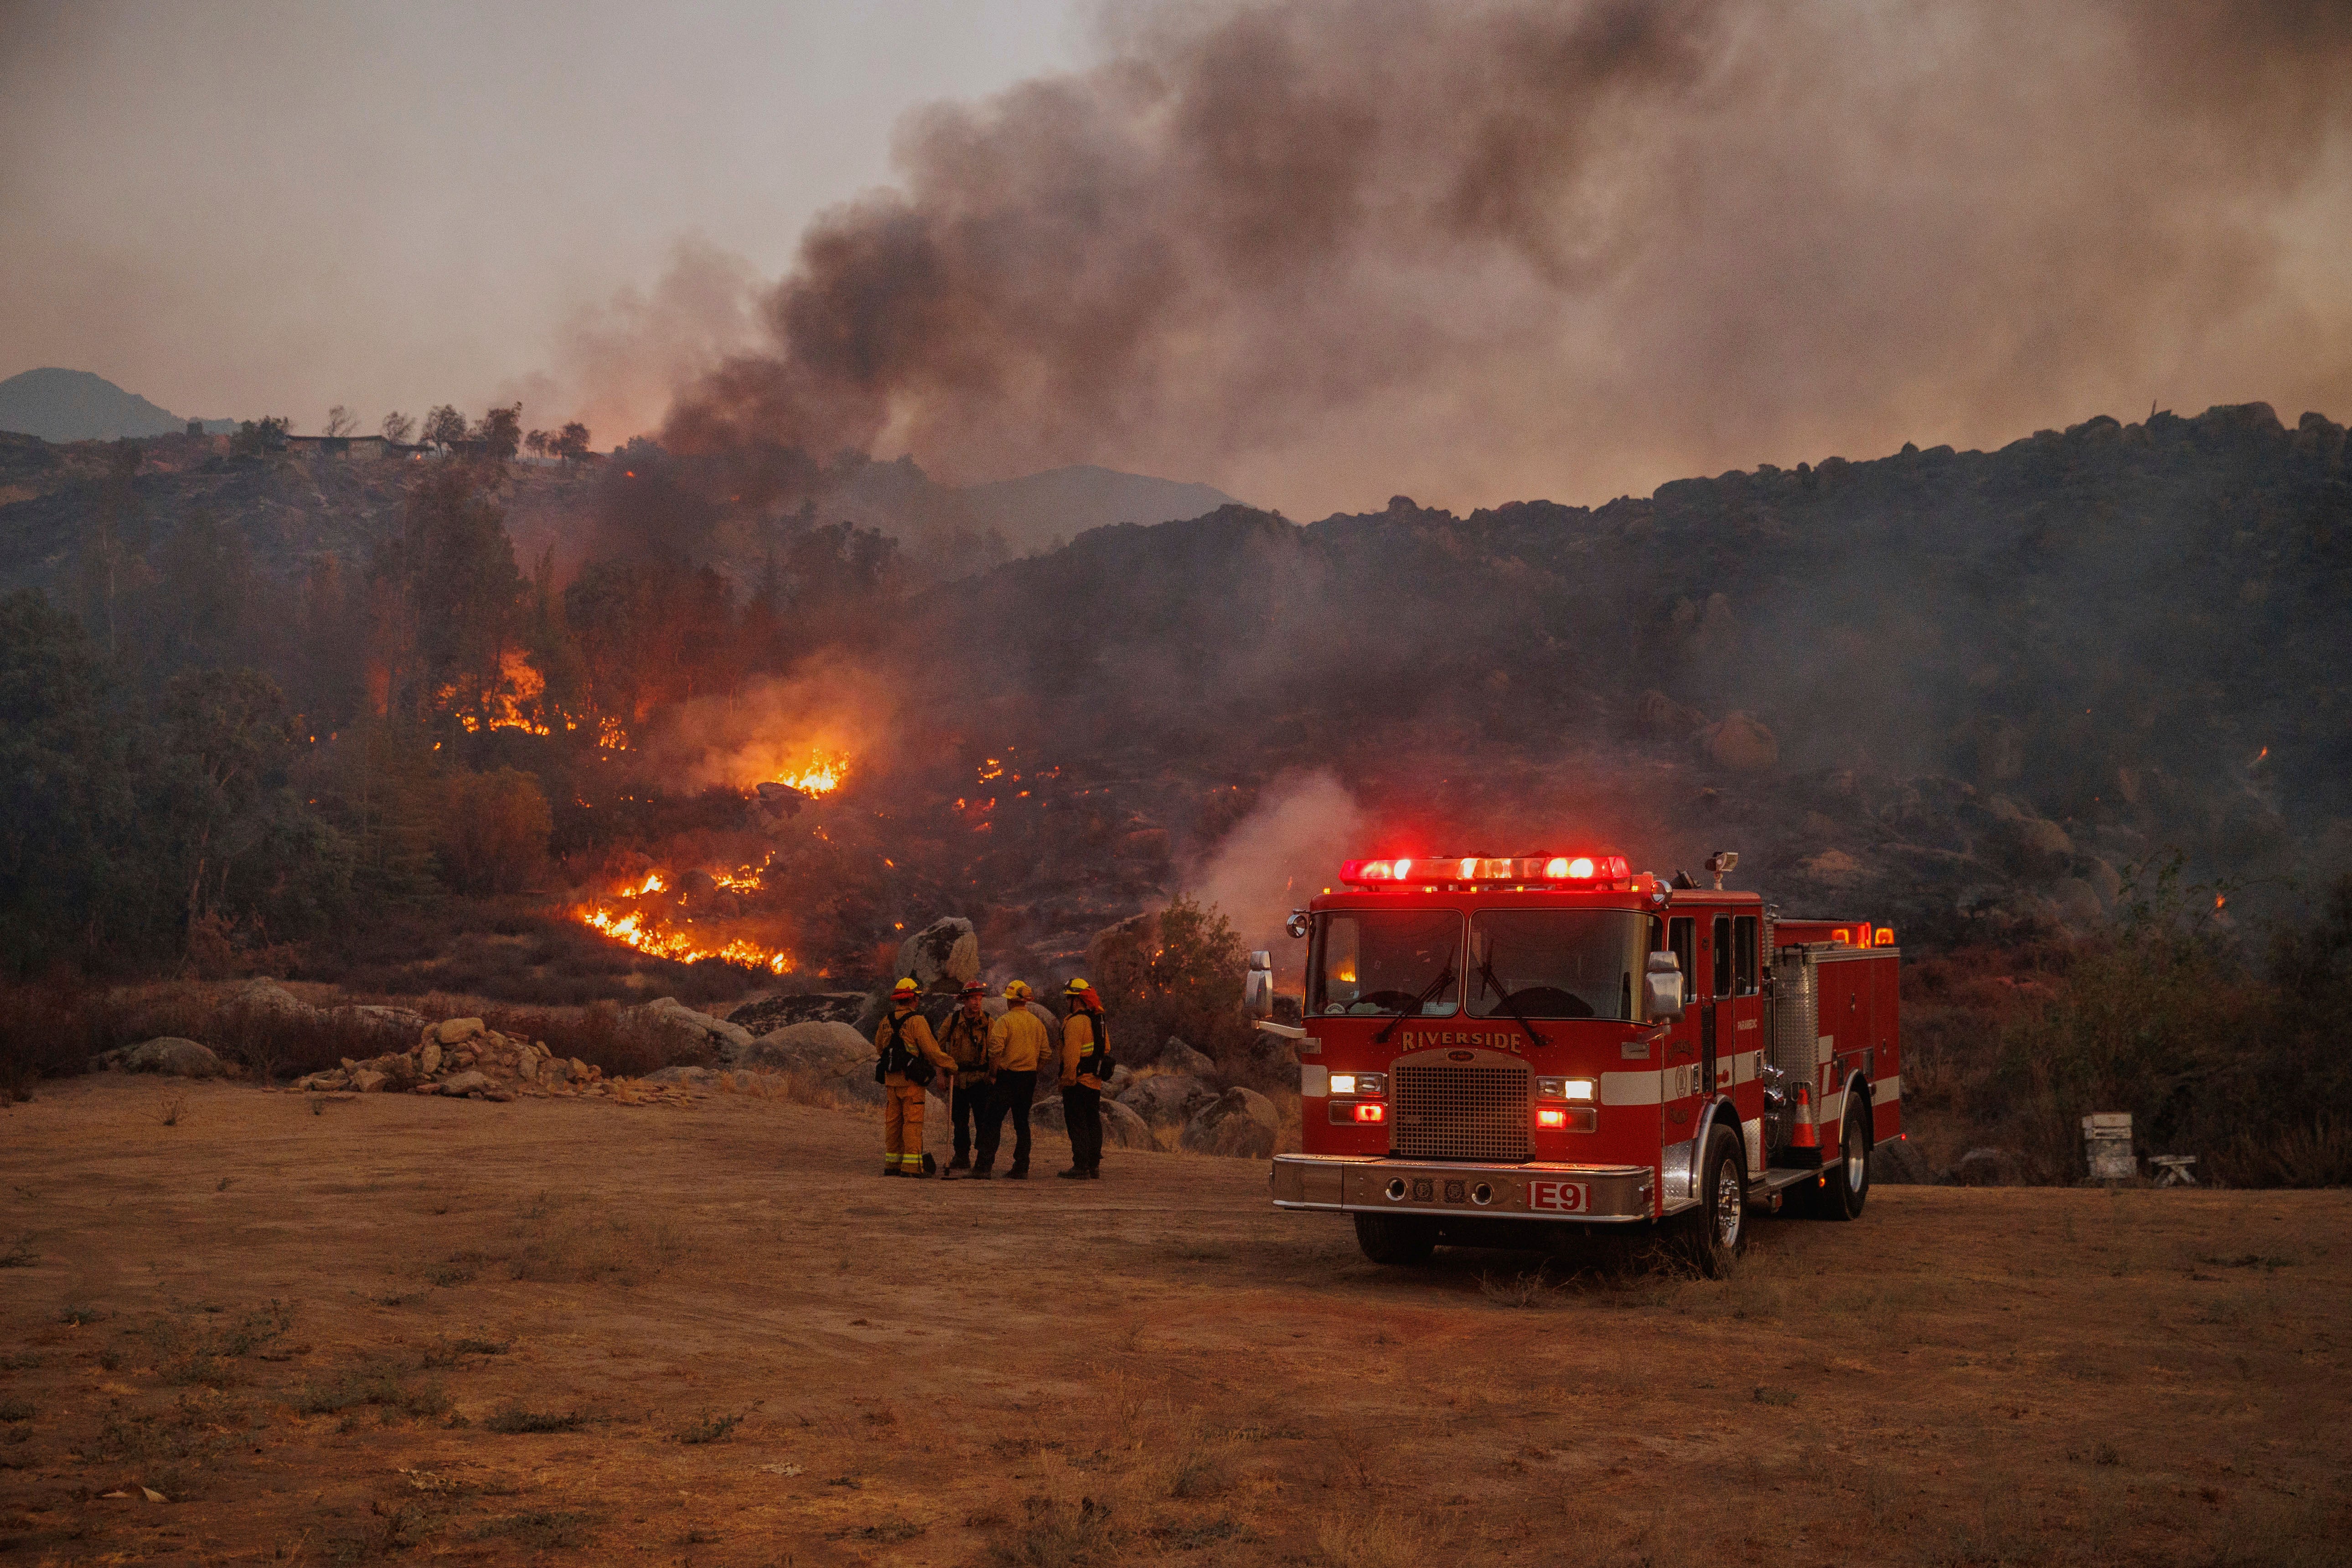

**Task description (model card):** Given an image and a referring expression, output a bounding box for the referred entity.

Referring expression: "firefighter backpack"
[875,1008,936,1087]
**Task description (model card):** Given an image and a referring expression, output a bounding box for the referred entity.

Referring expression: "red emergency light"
[1339,853,1630,888]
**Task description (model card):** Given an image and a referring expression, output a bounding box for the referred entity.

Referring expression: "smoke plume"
[1189,771,1367,978]
[663,0,2352,516]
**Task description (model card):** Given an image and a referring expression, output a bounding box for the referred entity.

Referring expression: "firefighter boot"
[968,1161,993,1180]
[1004,1162,1028,1180]
[1058,1165,1087,1179]
[947,1154,971,1172]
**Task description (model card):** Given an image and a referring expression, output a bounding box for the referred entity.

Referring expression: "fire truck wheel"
[1353,1212,1437,1266]
[1824,1103,1871,1221]
[1681,1124,1744,1277]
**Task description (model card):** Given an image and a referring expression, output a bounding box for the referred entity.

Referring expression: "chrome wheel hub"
[1846,1124,1867,1192]
[1714,1159,1743,1248]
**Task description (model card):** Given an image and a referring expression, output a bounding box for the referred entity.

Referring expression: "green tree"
[553,420,592,462]
[228,416,289,460]
[472,403,522,461]
[371,466,523,724]
[421,404,467,448]
[1091,897,1252,1067]
[380,410,417,445]
[435,767,551,894]
[0,592,139,973]
[146,508,257,676]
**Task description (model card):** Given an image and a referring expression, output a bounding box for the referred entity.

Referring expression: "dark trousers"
[1063,1084,1103,1171]
[977,1070,1036,1170]
[950,1076,988,1160]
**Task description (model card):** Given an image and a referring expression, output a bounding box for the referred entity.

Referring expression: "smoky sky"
[0,0,1079,440]
[664,0,2352,515]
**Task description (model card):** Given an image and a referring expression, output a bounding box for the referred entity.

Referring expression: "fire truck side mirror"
[1644,952,1685,1020]
[1285,911,1310,940]
[1245,951,1275,1019]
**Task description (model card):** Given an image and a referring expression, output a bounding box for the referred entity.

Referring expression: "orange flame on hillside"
[770,750,850,796]
[571,858,794,974]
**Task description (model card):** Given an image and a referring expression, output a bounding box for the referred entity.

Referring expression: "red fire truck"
[1263,849,1902,1273]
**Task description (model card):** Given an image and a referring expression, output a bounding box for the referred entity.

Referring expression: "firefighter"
[874,978,956,1177]
[936,980,994,1172]
[973,980,1049,1180]
[1057,978,1110,1180]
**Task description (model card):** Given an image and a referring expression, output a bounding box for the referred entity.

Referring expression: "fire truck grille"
[1391,1061,1530,1162]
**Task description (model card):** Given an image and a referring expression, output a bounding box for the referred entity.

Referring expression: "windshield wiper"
[1475,952,1545,1052]
[1373,965,1456,1045]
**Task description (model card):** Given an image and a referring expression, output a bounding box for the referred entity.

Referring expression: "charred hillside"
[876,404,2351,944]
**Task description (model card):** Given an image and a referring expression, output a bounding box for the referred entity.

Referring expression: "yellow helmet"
[892,977,920,996]
[1003,980,1030,1000]
[1064,977,1091,995]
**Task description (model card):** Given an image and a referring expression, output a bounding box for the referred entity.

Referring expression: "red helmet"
[960,981,987,998]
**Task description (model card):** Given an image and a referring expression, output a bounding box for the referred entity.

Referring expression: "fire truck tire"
[1823,1102,1871,1221]
[1353,1213,1437,1266]
[1679,1123,1744,1277]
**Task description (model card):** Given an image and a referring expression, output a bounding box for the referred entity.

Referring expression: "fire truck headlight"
[1535,1076,1596,1101]
[1566,1077,1596,1102]
[1329,1073,1357,1095]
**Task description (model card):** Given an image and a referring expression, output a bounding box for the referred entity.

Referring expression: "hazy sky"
[5,1,2348,518]
[0,1,1079,434]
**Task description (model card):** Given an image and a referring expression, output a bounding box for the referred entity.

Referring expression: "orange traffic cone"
[1789,1085,1819,1149]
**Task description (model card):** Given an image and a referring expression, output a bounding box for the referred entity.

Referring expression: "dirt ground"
[0,1079,2344,1568]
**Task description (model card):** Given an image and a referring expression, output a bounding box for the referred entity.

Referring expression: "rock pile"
[726,993,870,1035]
[1099,1033,1285,1158]
[291,1016,658,1103]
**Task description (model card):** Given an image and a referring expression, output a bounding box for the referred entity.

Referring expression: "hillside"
[0,367,231,441]
[2,401,2345,961]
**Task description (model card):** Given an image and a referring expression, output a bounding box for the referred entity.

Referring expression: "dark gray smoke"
[663,0,2352,515]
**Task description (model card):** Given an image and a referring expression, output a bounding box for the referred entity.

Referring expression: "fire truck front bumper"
[1270,1155,1655,1223]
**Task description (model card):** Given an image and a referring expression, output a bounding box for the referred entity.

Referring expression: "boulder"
[1086,911,1159,978]
[349,1069,388,1093]
[895,917,980,988]
[726,993,872,1035]
[636,997,757,1063]
[1099,1097,1155,1151]
[1699,711,1779,772]
[437,1070,491,1097]
[1180,1087,1279,1159]
[228,978,308,1015]
[1156,1036,1217,1079]
[1102,1064,1135,1097]
[1871,1137,1935,1186]
[1118,1072,1216,1127]
[644,1065,717,1087]
[739,1020,882,1104]
[1029,1093,1151,1150]
[88,1037,227,1078]
[433,1017,486,1046]
[332,1004,430,1045]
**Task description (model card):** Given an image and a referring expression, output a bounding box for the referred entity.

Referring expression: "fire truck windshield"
[1310,910,1463,1018]
[1467,910,1647,1021]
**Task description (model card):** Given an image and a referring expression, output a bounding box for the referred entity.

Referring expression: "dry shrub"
[984,1494,1120,1568]
[2206,1116,2352,1189]
[0,978,108,1097]
[477,999,712,1078]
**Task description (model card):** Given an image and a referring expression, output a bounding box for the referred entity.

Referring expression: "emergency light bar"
[1339,854,1631,888]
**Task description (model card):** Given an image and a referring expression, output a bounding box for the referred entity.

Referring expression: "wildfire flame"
[447,650,551,735]
[576,906,795,974]
[772,750,850,796]
[572,856,794,973]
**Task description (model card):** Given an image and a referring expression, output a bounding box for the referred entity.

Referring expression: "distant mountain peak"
[0,367,230,442]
